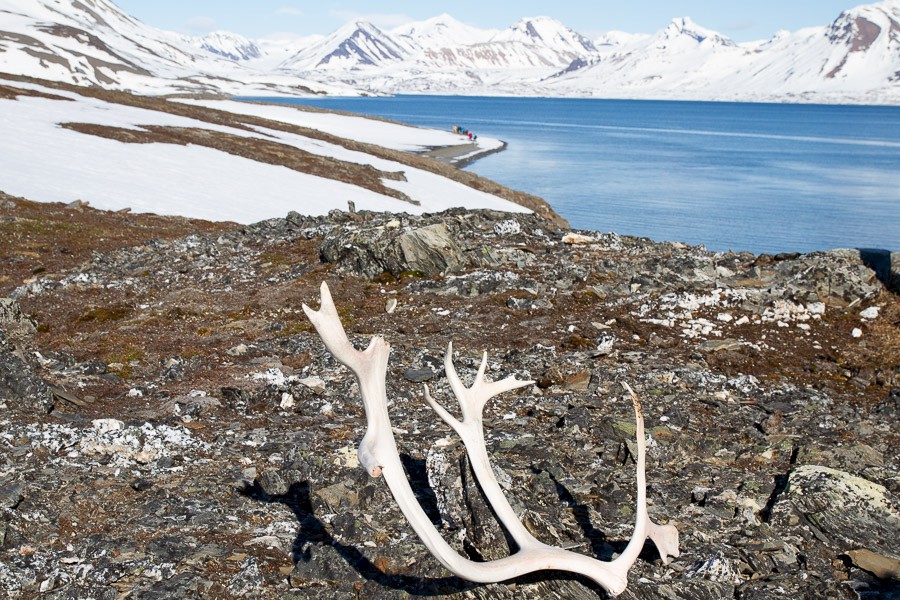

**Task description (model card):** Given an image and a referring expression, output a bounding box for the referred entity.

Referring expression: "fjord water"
[254,96,900,254]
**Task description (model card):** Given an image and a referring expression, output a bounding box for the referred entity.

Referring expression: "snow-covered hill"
[1,0,898,103]
[0,75,529,221]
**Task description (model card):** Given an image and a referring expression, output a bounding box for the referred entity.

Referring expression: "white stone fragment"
[92,419,125,434]
[808,302,826,316]
[852,328,863,338]
[859,306,880,320]
[227,343,249,357]
[385,298,398,314]
[333,446,357,469]
[279,393,295,409]
[252,367,290,386]
[299,376,326,393]
[715,266,735,278]
[561,232,596,244]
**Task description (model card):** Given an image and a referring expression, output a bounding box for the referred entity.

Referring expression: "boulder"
[319,220,465,278]
[772,465,900,557]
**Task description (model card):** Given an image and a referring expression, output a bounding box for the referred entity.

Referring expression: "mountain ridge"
[1,0,898,103]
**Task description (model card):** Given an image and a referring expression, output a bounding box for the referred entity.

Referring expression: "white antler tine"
[423,384,463,434]
[648,522,681,564]
[444,341,474,420]
[475,351,489,384]
[303,282,372,370]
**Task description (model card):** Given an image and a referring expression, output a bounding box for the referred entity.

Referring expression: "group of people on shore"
[452,125,477,141]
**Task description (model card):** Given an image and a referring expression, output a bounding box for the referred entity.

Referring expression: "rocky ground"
[0,192,898,599]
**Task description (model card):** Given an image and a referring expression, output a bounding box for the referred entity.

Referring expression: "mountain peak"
[280,18,408,70]
[195,30,261,61]
[493,15,596,53]
[391,13,494,48]
[660,16,735,46]
[826,1,900,54]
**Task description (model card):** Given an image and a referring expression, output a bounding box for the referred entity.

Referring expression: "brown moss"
[74,305,133,324]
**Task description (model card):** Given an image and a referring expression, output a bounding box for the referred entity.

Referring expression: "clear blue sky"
[113,0,863,42]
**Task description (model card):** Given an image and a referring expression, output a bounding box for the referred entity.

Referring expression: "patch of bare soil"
[0,192,235,297]
[0,82,73,101]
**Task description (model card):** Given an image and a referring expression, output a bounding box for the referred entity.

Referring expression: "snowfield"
[0,77,529,222]
[174,99,505,155]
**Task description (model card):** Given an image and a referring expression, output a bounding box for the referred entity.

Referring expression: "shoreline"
[419,140,509,168]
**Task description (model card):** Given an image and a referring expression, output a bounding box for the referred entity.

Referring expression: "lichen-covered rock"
[398,223,465,275]
[0,331,53,412]
[0,298,37,340]
[772,466,900,557]
[319,218,465,278]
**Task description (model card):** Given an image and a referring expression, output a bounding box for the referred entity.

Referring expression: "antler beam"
[303,282,678,595]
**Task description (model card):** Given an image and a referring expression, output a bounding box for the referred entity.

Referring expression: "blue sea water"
[244,95,900,255]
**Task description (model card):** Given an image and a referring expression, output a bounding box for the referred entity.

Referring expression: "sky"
[112,0,867,43]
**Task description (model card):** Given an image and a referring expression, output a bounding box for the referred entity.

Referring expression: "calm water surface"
[247,95,900,254]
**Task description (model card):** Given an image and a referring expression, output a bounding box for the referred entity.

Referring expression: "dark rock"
[228,556,264,596]
[0,481,24,509]
[398,223,465,275]
[319,219,465,278]
[0,331,53,412]
[402,368,435,383]
[758,410,783,435]
[131,478,153,492]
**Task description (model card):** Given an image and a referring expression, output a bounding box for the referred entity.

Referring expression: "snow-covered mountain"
[392,13,495,50]
[1,0,898,104]
[0,0,353,95]
[279,21,410,71]
[491,16,596,55]
[542,0,900,104]
[192,31,262,62]
[264,1,899,103]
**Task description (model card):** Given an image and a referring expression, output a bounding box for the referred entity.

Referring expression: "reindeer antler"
[303,282,678,595]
